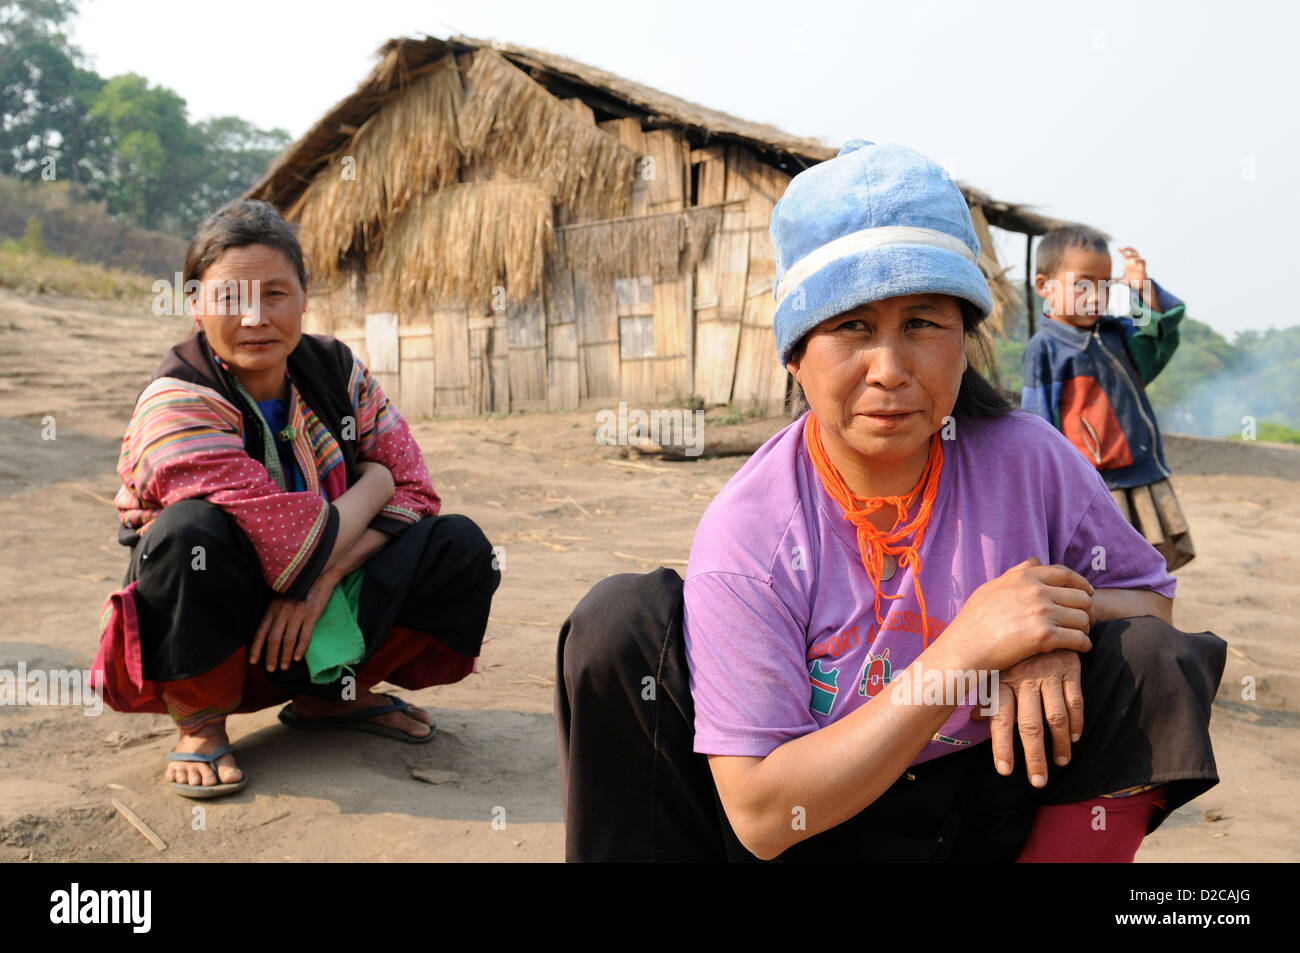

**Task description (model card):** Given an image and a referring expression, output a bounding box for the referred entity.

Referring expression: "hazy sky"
[70,0,1299,338]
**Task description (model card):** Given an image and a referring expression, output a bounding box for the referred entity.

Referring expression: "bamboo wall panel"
[562,116,634,402]
[547,322,579,410]
[731,158,790,413]
[599,118,650,217]
[364,311,401,410]
[573,273,618,401]
[467,314,492,414]
[599,116,658,404]
[303,282,340,336]
[398,324,435,419]
[544,256,576,326]
[433,308,471,415]
[690,149,734,404]
[697,146,754,404]
[615,277,653,318]
[615,274,654,402]
[490,310,510,411]
[365,312,400,372]
[336,329,368,368]
[507,295,547,408]
[621,358,656,405]
[544,259,578,409]
[643,128,689,402]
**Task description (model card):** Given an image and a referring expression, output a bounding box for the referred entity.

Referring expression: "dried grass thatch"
[969,203,1018,338]
[250,35,1095,243]
[558,204,723,282]
[965,324,1001,388]
[967,203,1020,387]
[287,54,464,280]
[457,49,637,221]
[370,181,554,315]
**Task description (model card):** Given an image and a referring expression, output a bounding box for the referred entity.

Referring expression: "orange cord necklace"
[804,413,944,648]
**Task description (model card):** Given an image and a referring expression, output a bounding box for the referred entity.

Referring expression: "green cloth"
[1125,298,1186,386]
[305,568,367,684]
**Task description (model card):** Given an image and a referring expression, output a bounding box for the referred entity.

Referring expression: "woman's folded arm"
[709,648,961,860]
[1093,587,1173,624]
[347,356,441,534]
[119,378,339,598]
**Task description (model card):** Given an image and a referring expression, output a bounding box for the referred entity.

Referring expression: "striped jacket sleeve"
[114,378,339,599]
[347,356,441,535]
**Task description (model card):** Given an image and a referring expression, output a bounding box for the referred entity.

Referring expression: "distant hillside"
[0,174,187,278]
[993,304,1298,440]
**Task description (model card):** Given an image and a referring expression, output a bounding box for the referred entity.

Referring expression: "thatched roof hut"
[247,34,1085,417]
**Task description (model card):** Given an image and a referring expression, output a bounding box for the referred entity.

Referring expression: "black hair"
[183,199,308,290]
[1034,224,1109,280]
[785,298,1013,421]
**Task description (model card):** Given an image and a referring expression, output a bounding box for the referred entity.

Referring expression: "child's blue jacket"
[1020,282,1185,490]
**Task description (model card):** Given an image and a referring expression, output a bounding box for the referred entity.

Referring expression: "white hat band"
[774,225,979,307]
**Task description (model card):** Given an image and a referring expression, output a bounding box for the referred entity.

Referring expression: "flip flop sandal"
[277,693,437,744]
[168,743,248,799]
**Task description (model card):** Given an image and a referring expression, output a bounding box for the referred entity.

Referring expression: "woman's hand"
[249,570,338,672]
[981,649,1085,787]
[931,557,1095,675]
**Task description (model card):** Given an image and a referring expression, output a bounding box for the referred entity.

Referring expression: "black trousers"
[555,568,1227,862]
[126,498,500,697]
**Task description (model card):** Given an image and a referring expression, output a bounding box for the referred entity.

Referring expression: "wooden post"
[1025,234,1035,338]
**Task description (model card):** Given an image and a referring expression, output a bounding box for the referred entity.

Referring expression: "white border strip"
[775,226,977,306]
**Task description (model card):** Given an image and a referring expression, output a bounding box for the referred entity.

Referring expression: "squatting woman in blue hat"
[555,141,1226,862]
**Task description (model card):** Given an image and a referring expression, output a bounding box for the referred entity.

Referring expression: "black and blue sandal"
[167,743,248,799]
[277,694,437,744]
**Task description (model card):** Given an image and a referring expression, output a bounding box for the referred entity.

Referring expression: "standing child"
[1021,226,1194,570]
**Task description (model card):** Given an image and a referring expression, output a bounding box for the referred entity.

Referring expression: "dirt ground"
[0,288,1296,863]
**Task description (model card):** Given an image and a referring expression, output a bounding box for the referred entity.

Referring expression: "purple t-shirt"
[683,410,1176,765]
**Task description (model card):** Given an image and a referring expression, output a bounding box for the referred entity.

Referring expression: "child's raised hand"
[1117,245,1148,290]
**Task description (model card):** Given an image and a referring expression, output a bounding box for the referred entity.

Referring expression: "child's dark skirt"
[1110,477,1196,571]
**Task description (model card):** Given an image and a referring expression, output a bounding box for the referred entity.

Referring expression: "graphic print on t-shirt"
[808,659,840,715]
[858,648,891,697]
[932,731,971,746]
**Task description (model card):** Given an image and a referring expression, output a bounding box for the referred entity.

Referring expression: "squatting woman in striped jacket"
[95,200,499,799]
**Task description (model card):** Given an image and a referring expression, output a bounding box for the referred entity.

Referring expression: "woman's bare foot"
[288,689,433,739]
[165,721,243,787]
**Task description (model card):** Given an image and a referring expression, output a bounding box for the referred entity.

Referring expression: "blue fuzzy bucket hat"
[771,139,993,363]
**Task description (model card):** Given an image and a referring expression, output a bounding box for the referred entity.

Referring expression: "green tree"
[1145,318,1238,413]
[0,0,106,183]
[187,115,290,226]
[1146,321,1299,436]
[2,1,289,237]
[84,72,203,231]
[993,333,1026,395]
